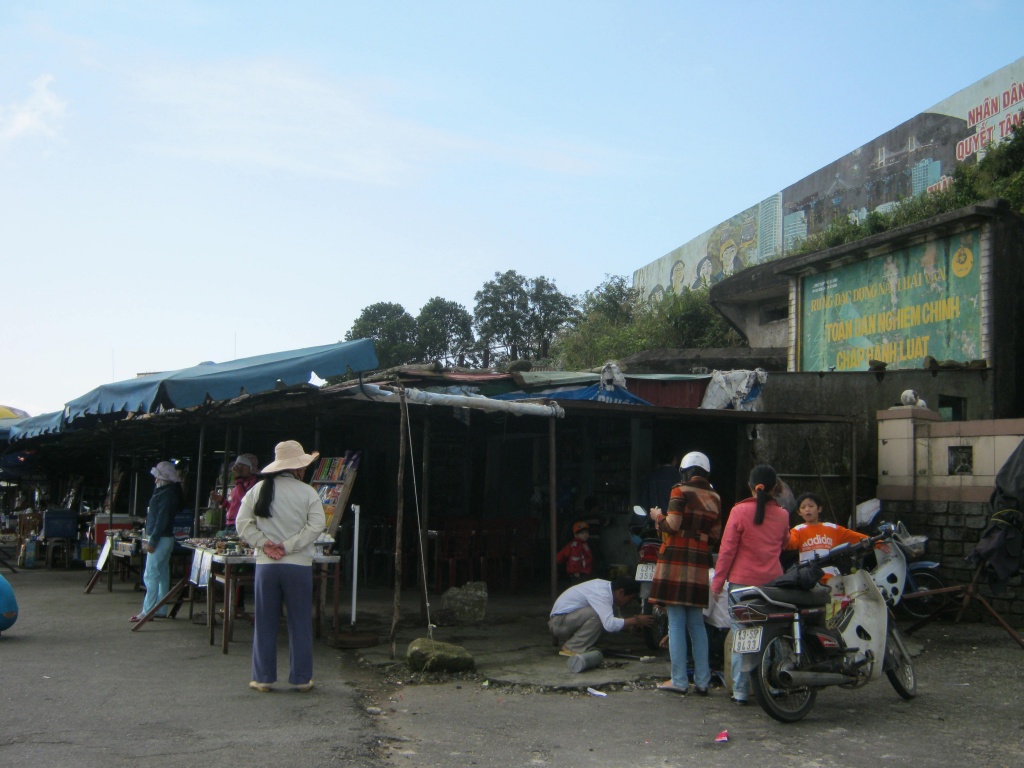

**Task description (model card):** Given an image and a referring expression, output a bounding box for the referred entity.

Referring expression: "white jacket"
[236,474,326,566]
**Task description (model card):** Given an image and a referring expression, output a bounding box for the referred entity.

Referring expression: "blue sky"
[3,1,1023,415]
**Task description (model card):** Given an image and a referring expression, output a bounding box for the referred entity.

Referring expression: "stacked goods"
[310,451,361,535]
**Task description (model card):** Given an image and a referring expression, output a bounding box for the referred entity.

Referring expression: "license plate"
[635,563,655,581]
[732,626,763,654]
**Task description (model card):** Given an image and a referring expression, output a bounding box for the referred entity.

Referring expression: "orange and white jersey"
[787,522,867,577]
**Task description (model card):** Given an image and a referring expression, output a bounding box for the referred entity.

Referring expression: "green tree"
[555,277,744,370]
[526,275,579,359]
[345,302,418,369]
[416,297,476,367]
[473,270,531,362]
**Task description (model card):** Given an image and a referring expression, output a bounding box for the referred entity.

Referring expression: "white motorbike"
[730,525,917,722]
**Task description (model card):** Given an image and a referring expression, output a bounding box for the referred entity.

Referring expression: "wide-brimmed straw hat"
[261,440,319,473]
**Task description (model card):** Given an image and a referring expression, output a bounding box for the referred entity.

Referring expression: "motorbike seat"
[757,585,832,607]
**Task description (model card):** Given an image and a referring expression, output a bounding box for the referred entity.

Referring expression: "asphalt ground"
[0,567,383,768]
[7,567,1024,768]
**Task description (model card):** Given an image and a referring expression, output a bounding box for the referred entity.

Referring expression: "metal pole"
[350,504,360,630]
[106,433,115,593]
[419,417,431,623]
[549,417,558,605]
[850,422,858,527]
[193,423,206,536]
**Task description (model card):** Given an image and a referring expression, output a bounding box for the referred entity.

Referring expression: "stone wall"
[881,499,1022,625]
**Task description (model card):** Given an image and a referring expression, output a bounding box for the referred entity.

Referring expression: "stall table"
[132,545,341,655]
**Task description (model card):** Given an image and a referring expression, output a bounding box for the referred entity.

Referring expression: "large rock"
[440,580,488,623]
[406,638,476,673]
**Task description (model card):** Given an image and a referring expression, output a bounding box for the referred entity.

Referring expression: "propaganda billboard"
[798,229,982,372]
[633,56,1024,302]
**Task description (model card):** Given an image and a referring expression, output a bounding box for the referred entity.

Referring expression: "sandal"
[657,681,689,695]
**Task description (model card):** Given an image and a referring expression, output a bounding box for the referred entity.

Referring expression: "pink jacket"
[711,497,791,593]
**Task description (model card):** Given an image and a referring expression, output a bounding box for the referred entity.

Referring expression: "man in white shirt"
[549,576,653,656]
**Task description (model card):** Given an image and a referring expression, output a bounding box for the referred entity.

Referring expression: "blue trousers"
[728,585,754,700]
[666,604,711,690]
[141,537,174,618]
[252,564,314,686]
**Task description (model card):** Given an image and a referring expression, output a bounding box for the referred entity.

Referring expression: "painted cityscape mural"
[633,57,1024,309]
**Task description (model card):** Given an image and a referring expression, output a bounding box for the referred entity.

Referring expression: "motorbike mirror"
[633,505,647,516]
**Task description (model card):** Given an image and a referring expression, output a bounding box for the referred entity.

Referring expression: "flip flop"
[657,681,689,695]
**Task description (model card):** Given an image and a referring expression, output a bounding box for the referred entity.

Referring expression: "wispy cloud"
[0,75,67,145]
[131,58,615,184]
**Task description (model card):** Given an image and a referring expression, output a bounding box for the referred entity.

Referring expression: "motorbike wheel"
[884,625,917,699]
[900,570,949,620]
[642,601,668,651]
[751,635,817,723]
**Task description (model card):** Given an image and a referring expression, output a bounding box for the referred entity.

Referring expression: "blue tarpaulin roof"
[4,411,65,442]
[493,382,653,406]
[63,339,379,422]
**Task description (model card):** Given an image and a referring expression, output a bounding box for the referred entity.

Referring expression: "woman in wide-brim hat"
[236,440,325,693]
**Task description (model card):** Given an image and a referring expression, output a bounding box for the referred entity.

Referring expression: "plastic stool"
[46,538,73,568]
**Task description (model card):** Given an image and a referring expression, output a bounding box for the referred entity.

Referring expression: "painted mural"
[633,57,1024,303]
[799,229,982,372]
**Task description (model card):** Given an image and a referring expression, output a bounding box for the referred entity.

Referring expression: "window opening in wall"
[759,303,788,324]
[937,395,966,422]
[948,445,973,475]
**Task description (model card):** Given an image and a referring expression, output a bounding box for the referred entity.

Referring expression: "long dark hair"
[254,471,290,518]
[748,464,778,525]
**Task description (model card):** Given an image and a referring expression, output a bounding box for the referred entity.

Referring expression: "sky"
[3,1,1024,416]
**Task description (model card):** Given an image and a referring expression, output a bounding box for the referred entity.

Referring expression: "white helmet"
[680,451,711,473]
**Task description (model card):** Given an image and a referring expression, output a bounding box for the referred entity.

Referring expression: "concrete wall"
[875,409,1024,623]
[754,369,995,519]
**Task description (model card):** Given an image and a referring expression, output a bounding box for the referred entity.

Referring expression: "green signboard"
[799,229,982,371]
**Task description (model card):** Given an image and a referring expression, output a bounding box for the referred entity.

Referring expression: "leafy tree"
[555,277,744,370]
[473,271,578,364]
[578,274,637,326]
[416,297,475,367]
[473,270,531,362]
[527,275,579,359]
[345,302,418,369]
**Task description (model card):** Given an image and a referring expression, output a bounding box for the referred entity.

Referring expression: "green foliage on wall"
[791,126,1024,256]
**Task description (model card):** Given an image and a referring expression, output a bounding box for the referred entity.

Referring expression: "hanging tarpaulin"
[358,382,565,419]
[63,339,379,422]
[699,369,768,410]
[493,383,652,406]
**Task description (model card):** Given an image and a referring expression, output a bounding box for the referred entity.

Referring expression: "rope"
[401,387,433,639]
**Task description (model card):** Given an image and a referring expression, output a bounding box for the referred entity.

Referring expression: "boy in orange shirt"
[787,492,867,580]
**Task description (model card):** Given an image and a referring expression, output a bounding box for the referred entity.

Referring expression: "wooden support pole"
[389,388,409,658]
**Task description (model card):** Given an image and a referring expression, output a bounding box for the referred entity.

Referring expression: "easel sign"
[96,537,112,572]
[189,550,213,587]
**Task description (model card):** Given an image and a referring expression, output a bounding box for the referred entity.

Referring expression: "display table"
[132,545,341,655]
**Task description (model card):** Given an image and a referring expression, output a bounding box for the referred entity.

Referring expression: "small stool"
[46,538,73,568]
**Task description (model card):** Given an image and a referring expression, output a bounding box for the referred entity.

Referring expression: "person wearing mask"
[237,440,325,693]
[711,464,791,705]
[210,453,260,530]
[131,461,185,623]
[648,451,722,695]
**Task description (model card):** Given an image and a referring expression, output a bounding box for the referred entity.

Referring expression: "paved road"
[6,569,1024,768]
[1,569,382,768]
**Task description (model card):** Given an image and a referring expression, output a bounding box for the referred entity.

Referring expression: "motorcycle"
[730,525,917,722]
[860,520,946,622]
[632,506,668,649]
